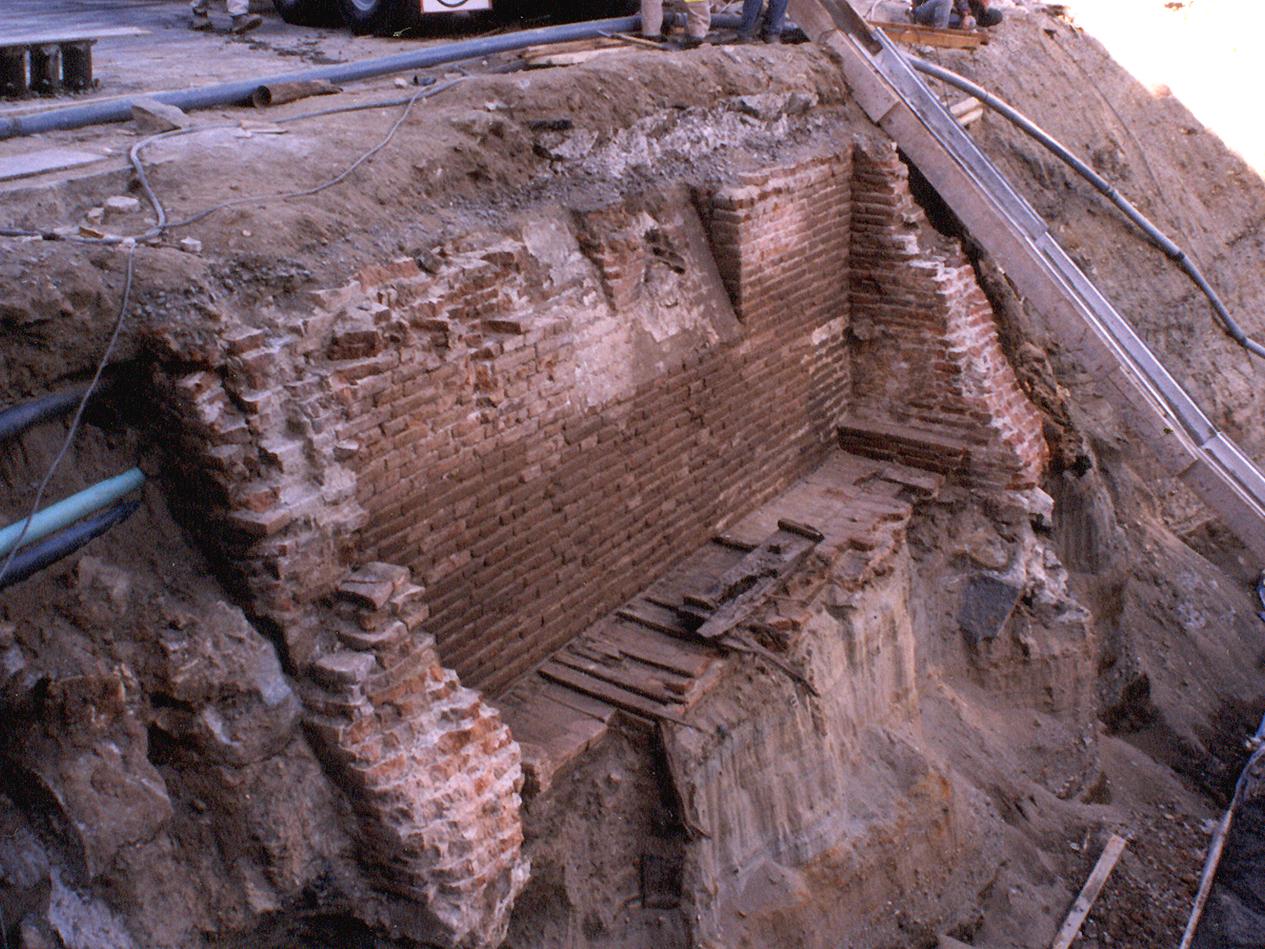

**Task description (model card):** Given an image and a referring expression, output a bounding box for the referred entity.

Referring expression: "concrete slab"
[0,146,104,180]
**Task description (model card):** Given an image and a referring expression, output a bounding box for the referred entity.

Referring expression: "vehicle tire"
[272,0,342,26]
[336,0,413,34]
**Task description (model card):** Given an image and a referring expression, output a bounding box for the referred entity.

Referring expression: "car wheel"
[336,0,412,34]
[272,0,342,26]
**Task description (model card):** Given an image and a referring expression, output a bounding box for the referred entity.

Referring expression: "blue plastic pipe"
[0,467,145,557]
[0,499,140,592]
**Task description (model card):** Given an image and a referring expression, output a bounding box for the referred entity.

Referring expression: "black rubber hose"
[0,499,140,592]
[907,55,1265,361]
[0,381,106,443]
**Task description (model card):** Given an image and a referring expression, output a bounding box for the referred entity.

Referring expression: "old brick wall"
[304,564,526,948]
[142,138,1054,945]
[844,145,1048,489]
[329,163,853,694]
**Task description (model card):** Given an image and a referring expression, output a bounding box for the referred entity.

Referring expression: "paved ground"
[1,0,495,116]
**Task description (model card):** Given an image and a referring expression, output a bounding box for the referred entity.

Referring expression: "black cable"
[0,499,141,592]
[908,55,1265,362]
[0,243,136,588]
[1,77,464,245]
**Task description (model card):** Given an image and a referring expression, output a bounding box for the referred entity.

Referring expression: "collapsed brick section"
[304,564,527,948]
[844,145,1048,488]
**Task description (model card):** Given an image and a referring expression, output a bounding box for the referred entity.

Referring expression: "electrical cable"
[907,55,1265,362]
[1,77,463,245]
[0,243,136,588]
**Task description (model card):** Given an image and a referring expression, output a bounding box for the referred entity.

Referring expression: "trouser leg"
[763,0,788,35]
[191,0,211,14]
[737,0,763,38]
[912,0,951,27]
[641,0,664,37]
[225,0,250,16]
[683,0,709,39]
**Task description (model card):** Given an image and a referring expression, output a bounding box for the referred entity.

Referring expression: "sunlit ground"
[1064,0,1265,175]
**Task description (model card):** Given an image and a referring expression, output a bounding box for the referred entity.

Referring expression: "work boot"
[189,12,213,30]
[729,31,758,44]
[230,13,263,33]
[761,31,782,44]
[978,6,1002,26]
[676,34,705,49]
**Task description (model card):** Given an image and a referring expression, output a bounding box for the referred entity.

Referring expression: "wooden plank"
[523,48,620,68]
[616,604,692,638]
[0,148,105,182]
[1050,834,1127,949]
[0,27,149,47]
[595,623,716,679]
[538,661,693,727]
[694,535,817,641]
[870,20,986,50]
[552,651,687,706]
[536,681,617,723]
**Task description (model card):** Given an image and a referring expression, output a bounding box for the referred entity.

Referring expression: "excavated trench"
[3,8,1265,948]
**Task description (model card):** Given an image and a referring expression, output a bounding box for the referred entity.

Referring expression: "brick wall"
[144,139,1051,945]
[152,144,1043,698]
[843,145,1048,488]
[303,564,526,948]
[333,165,853,694]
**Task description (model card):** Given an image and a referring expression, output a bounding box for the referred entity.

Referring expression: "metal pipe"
[0,380,104,444]
[0,467,144,558]
[0,16,741,140]
[907,55,1265,361]
[0,499,140,592]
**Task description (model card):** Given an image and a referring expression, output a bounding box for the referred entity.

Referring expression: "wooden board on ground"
[539,660,692,726]
[519,35,631,68]
[0,148,106,182]
[0,27,150,48]
[1051,834,1128,949]
[523,48,623,68]
[868,20,987,49]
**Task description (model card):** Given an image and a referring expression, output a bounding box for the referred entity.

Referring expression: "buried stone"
[958,574,1022,645]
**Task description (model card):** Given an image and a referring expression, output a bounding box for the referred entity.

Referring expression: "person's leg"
[736,0,763,40]
[641,0,664,38]
[762,0,788,38]
[911,0,951,27]
[682,0,709,41]
[227,0,263,33]
[190,0,213,29]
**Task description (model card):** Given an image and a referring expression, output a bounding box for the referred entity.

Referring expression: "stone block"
[958,575,1022,645]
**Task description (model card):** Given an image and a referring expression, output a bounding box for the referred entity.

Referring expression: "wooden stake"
[1051,834,1128,949]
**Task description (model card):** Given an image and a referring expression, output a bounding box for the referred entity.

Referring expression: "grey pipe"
[907,55,1265,361]
[0,15,739,140]
[0,381,101,443]
[0,499,140,592]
